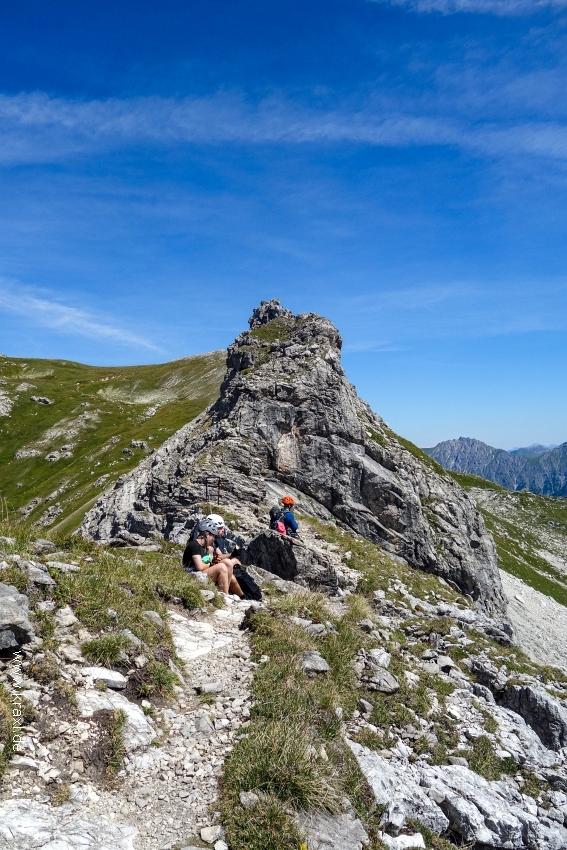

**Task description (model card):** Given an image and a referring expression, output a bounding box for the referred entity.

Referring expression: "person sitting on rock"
[206,513,249,573]
[206,513,238,560]
[182,519,244,597]
[281,495,299,538]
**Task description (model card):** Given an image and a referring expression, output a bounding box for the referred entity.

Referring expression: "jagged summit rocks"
[81,300,505,614]
[248,298,293,329]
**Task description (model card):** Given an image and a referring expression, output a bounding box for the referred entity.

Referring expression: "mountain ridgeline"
[425,437,567,496]
[0,351,226,532]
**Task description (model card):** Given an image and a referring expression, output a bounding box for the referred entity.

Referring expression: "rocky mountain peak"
[81,302,506,615]
[248,298,294,329]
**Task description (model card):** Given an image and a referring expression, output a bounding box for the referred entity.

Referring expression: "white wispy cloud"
[0,91,566,165]
[0,281,162,351]
[378,0,567,15]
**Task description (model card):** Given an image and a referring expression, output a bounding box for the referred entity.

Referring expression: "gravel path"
[500,569,567,673]
[0,594,255,850]
[117,595,255,849]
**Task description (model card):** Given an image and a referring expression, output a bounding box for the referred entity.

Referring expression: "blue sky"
[0,0,566,449]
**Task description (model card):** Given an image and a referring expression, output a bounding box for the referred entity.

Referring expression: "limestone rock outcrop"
[81,300,505,614]
[0,582,34,651]
[348,741,567,849]
[245,530,339,594]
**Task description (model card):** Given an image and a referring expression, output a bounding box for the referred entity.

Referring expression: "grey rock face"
[81,300,504,614]
[348,740,567,849]
[295,810,369,850]
[0,799,137,850]
[347,741,449,835]
[500,684,567,751]
[0,582,34,650]
[246,530,339,594]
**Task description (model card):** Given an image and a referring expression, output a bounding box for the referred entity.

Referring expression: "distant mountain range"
[424,437,567,496]
[508,443,558,458]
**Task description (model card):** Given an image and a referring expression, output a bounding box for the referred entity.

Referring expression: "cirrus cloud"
[0,91,566,166]
[0,280,162,352]
[377,0,567,15]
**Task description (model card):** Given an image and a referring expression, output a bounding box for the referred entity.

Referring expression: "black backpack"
[269,506,287,534]
[233,565,262,601]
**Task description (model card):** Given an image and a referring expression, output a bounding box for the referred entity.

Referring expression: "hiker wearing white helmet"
[206,513,244,573]
[182,519,243,597]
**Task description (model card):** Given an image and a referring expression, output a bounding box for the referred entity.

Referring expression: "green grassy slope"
[450,471,567,606]
[0,351,225,534]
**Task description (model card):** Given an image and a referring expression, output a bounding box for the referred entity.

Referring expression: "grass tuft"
[82,633,131,666]
[465,735,517,781]
[137,661,179,698]
[223,719,341,813]
[106,709,127,777]
[221,792,304,850]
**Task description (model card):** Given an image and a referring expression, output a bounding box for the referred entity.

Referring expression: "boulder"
[368,667,400,694]
[55,605,78,627]
[0,583,34,650]
[302,650,331,675]
[82,666,128,690]
[500,684,567,751]
[32,538,56,554]
[76,689,156,751]
[21,561,55,587]
[239,791,259,810]
[295,810,369,850]
[200,825,222,843]
[0,799,137,849]
[46,560,79,574]
[380,834,425,850]
[0,536,16,547]
[246,531,338,594]
[80,301,505,615]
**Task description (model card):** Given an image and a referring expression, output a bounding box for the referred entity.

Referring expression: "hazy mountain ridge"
[425,436,567,496]
[509,444,557,459]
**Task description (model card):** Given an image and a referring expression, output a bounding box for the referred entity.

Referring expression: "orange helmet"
[282,495,295,506]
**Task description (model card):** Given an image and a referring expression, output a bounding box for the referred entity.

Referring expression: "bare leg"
[204,563,229,593]
[224,559,244,597]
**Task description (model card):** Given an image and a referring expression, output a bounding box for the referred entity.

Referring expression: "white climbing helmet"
[206,513,225,531]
